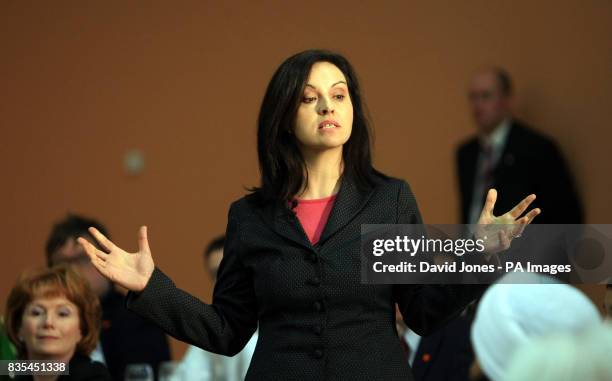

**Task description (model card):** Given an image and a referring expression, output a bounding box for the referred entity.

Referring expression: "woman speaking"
[77,49,539,380]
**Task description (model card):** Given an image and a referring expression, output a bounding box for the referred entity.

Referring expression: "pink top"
[291,194,337,245]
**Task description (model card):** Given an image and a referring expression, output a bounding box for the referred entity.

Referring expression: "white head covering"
[505,322,612,381]
[470,272,601,381]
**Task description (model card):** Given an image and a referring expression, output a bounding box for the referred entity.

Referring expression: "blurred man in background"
[456,67,584,225]
[46,214,171,381]
[407,66,586,381]
[177,235,258,381]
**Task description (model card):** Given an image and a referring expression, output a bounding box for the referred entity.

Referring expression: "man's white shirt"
[175,329,258,380]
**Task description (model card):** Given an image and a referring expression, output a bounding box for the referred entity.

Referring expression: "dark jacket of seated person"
[12,352,111,381]
[99,288,171,381]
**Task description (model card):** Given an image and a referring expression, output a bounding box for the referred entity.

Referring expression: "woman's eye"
[29,307,42,316]
[58,309,71,317]
[334,94,345,100]
[302,96,316,103]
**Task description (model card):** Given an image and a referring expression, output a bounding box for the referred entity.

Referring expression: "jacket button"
[313,349,324,359]
[313,300,323,311]
[308,276,321,286]
[305,253,318,263]
[313,324,323,335]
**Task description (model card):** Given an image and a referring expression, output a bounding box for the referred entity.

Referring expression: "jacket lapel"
[269,199,313,251]
[316,172,376,246]
[256,173,377,250]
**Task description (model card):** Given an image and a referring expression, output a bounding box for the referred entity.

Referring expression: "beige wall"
[1,1,611,358]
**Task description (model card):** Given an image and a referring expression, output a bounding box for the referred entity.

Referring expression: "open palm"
[77,226,155,292]
[476,188,541,254]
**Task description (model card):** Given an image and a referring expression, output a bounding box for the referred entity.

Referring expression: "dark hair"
[203,235,225,262]
[247,49,388,207]
[45,214,109,266]
[493,67,513,96]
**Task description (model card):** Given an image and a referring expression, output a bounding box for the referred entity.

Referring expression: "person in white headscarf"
[470,272,602,381]
[505,321,612,381]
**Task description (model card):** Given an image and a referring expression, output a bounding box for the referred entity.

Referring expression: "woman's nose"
[42,314,55,328]
[318,97,334,115]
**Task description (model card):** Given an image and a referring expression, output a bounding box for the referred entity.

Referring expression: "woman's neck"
[298,146,343,199]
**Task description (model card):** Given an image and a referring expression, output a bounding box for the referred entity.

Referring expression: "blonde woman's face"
[18,295,82,360]
[294,61,353,153]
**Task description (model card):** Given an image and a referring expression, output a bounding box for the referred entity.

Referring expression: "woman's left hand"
[475,188,541,255]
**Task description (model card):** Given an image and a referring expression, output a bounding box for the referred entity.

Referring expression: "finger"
[88,227,116,252]
[138,226,151,254]
[77,237,118,284]
[482,189,497,216]
[522,208,541,225]
[90,254,114,280]
[507,194,536,220]
[511,222,527,238]
[77,237,108,262]
[511,206,541,236]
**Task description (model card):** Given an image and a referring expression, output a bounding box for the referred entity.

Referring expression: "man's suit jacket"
[410,313,473,381]
[125,172,487,381]
[456,120,584,224]
[99,289,171,381]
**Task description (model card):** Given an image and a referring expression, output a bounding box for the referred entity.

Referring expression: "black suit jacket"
[125,172,487,380]
[99,289,171,381]
[456,120,584,224]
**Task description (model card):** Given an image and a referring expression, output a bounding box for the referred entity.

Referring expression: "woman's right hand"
[77,226,155,292]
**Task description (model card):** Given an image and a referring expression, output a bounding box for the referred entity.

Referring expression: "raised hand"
[77,226,155,292]
[475,188,541,254]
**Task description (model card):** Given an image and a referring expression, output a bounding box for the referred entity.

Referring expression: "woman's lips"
[37,335,59,340]
[318,119,341,129]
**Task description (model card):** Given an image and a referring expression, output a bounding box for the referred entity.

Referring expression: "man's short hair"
[45,214,109,266]
[493,66,513,96]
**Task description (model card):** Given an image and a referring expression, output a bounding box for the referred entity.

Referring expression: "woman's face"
[18,295,82,360]
[294,61,353,153]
